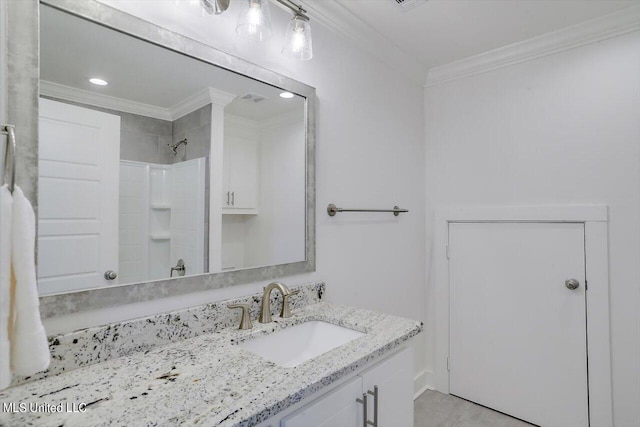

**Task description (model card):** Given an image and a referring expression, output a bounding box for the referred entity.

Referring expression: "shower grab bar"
[327,203,408,217]
[1,124,16,193]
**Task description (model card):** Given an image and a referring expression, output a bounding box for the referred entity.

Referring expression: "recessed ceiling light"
[279,92,294,99]
[89,78,108,86]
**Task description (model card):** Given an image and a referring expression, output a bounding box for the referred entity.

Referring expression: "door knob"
[565,279,580,290]
[104,270,118,280]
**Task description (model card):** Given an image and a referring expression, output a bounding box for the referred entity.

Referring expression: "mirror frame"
[34,0,316,317]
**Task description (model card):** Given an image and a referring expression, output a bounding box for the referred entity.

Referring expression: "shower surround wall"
[171,104,212,272]
[119,158,206,283]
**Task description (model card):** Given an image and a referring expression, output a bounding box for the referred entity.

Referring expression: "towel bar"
[327,203,409,217]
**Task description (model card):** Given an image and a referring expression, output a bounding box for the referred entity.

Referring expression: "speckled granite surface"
[0,302,422,426]
[13,282,325,386]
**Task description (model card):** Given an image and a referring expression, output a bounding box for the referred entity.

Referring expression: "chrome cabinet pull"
[356,392,367,427]
[226,191,230,205]
[367,386,378,427]
[231,191,235,206]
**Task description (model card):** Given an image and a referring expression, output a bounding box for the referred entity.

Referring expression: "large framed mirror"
[37,0,315,317]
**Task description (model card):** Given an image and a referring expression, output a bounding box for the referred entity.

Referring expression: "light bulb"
[282,16,312,61]
[236,0,272,42]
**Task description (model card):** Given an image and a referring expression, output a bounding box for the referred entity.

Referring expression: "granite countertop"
[0,302,422,427]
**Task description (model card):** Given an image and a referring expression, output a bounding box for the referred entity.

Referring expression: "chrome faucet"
[259,282,300,323]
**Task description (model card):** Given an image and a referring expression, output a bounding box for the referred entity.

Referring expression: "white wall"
[244,113,306,267]
[424,31,640,426]
[46,0,427,388]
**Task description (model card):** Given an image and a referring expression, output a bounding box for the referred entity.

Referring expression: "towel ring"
[1,124,16,193]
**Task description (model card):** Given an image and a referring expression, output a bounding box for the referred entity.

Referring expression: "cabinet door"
[228,137,258,209]
[281,376,363,427]
[360,347,413,427]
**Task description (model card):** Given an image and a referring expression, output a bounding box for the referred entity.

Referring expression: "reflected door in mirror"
[37,98,120,293]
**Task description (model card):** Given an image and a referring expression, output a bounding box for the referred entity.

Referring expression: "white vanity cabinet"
[222,135,259,214]
[264,346,413,427]
[281,376,364,427]
[360,345,414,427]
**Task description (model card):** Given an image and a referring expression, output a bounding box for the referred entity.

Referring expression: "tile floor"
[414,390,535,427]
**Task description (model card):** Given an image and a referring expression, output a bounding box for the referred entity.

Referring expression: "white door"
[38,98,120,294]
[449,222,588,427]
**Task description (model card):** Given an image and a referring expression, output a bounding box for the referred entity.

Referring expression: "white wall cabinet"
[222,136,258,214]
[264,347,413,427]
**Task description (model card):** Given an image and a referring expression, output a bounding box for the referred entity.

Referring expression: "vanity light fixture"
[197,0,313,61]
[89,78,108,86]
[279,91,294,98]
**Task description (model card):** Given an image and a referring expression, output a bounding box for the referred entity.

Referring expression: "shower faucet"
[170,259,186,277]
[168,138,188,155]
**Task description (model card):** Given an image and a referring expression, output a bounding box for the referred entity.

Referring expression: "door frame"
[433,205,612,427]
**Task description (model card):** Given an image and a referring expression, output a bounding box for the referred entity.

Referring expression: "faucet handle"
[280,289,300,318]
[227,303,253,330]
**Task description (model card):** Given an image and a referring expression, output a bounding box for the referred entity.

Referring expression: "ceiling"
[40,4,304,121]
[306,0,638,83]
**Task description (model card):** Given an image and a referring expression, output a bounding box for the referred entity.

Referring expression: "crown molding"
[258,109,304,130]
[40,81,237,121]
[171,87,236,120]
[301,0,427,86]
[225,109,304,135]
[425,5,640,88]
[40,80,173,120]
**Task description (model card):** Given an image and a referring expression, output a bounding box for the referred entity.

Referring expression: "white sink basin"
[240,321,365,368]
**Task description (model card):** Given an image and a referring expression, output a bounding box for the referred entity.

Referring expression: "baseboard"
[414,369,435,399]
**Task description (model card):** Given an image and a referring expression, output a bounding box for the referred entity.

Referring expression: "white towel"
[10,186,50,376]
[0,184,12,389]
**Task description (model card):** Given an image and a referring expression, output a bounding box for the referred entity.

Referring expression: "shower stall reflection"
[119,158,206,283]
